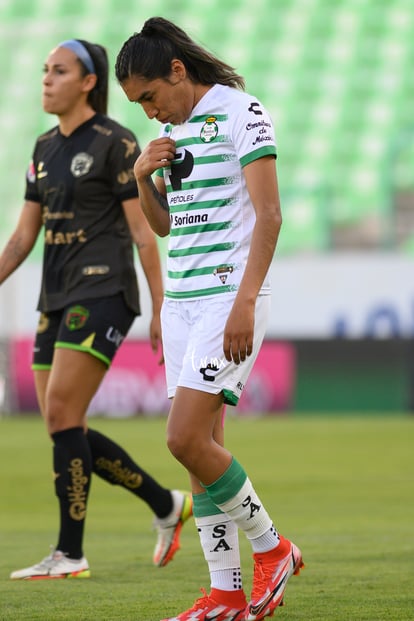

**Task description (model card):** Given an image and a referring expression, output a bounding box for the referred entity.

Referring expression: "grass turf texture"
[0,414,413,621]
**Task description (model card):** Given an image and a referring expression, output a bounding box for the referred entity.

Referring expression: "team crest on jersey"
[213,265,234,284]
[65,305,90,331]
[200,116,218,143]
[70,152,93,177]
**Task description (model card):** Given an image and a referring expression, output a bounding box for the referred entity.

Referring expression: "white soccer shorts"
[161,294,270,405]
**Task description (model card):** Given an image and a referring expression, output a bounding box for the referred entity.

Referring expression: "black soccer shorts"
[32,293,137,370]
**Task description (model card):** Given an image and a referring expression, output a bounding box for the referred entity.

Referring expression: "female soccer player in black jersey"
[0,38,192,580]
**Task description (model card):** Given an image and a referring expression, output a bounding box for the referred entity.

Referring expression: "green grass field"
[0,414,413,621]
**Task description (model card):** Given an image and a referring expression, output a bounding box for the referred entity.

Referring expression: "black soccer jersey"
[25,114,141,314]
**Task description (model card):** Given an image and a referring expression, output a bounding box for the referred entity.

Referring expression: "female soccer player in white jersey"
[0,37,193,580]
[116,17,304,621]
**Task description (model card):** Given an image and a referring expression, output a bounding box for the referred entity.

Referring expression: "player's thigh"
[168,386,223,439]
[47,294,136,414]
[33,369,50,417]
[47,347,107,414]
[160,298,191,398]
[32,310,60,417]
[177,295,270,405]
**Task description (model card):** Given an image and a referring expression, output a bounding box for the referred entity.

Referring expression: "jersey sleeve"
[24,143,41,202]
[231,97,277,168]
[108,126,141,201]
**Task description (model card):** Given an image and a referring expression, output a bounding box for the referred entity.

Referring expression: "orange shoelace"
[251,555,279,601]
[188,588,211,611]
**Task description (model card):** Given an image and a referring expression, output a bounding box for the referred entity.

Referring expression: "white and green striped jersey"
[158,84,277,300]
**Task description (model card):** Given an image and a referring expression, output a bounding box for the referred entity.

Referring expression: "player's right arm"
[133,137,174,237]
[0,201,42,285]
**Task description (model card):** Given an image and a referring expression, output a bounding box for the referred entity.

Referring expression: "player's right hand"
[134,137,176,180]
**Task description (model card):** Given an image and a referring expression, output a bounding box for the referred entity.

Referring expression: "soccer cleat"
[153,490,193,567]
[10,549,90,581]
[245,536,304,620]
[161,588,247,621]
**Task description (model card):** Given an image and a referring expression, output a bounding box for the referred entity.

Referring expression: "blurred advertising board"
[8,338,295,416]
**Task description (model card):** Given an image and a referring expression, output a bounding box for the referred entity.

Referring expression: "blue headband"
[59,39,96,74]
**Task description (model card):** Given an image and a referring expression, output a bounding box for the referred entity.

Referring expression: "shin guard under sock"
[52,427,92,559]
[86,428,172,518]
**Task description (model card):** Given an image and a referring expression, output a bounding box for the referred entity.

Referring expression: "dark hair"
[115,17,245,90]
[77,40,109,115]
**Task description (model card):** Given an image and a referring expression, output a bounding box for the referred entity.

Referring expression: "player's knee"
[44,393,75,434]
[166,428,193,464]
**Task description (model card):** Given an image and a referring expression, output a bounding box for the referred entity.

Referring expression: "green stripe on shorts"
[55,341,111,367]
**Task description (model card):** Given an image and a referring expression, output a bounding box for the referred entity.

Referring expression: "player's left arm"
[223,156,282,363]
[123,197,164,363]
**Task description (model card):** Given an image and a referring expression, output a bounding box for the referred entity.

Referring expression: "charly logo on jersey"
[200,116,218,143]
[70,152,93,177]
[248,102,263,116]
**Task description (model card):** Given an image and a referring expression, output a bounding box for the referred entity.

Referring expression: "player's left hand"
[150,314,164,365]
[222,298,254,364]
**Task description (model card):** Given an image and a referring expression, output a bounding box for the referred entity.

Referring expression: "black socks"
[50,426,174,560]
[86,428,173,518]
[52,427,92,559]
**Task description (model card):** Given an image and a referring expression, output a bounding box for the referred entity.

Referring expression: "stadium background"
[0,0,412,415]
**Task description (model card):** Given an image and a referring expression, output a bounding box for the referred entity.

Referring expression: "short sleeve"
[230,97,277,168]
[24,144,40,202]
